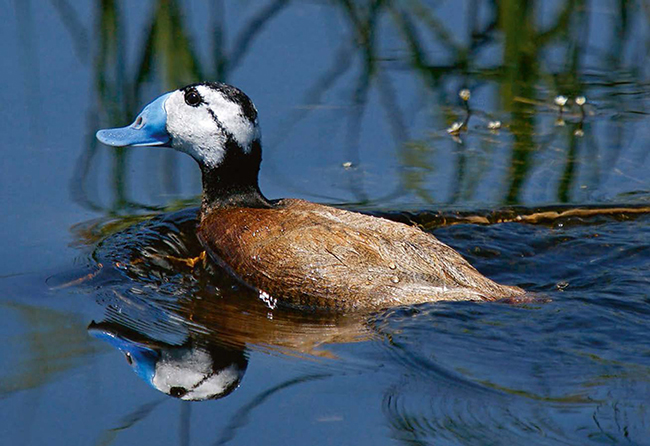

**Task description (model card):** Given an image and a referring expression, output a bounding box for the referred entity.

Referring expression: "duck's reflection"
[87,290,370,401]
[89,321,247,401]
[81,208,372,401]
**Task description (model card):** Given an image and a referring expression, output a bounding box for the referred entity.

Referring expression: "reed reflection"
[61,0,649,215]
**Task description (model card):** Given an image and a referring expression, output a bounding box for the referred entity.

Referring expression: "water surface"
[1,1,649,444]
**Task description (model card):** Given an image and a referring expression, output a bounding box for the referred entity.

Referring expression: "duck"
[96,82,525,310]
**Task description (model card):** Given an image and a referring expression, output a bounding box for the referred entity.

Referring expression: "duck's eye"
[124,352,133,365]
[184,90,202,107]
[169,386,188,398]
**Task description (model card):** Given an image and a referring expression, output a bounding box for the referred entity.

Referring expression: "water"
[1,1,650,444]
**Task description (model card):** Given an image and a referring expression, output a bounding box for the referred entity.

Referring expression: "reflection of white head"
[152,346,245,401]
[164,83,261,168]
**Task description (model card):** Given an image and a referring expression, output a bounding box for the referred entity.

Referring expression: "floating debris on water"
[556,281,569,291]
[487,120,502,130]
[447,121,463,135]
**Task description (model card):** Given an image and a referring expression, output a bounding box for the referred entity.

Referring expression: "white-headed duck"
[97,82,525,310]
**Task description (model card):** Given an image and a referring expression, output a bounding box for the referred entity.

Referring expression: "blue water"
[1,1,649,445]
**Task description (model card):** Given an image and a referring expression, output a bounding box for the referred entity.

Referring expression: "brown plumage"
[97,81,526,311]
[198,199,525,310]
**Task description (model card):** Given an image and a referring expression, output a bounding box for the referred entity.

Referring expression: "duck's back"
[198,199,524,310]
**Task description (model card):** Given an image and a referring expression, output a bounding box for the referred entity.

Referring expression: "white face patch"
[163,85,260,169]
[198,85,260,151]
[151,347,243,401]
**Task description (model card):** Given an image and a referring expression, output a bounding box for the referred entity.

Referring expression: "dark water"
[2,1,650,445]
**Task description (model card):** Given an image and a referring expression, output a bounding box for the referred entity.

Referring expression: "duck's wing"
[198,199,523,309]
